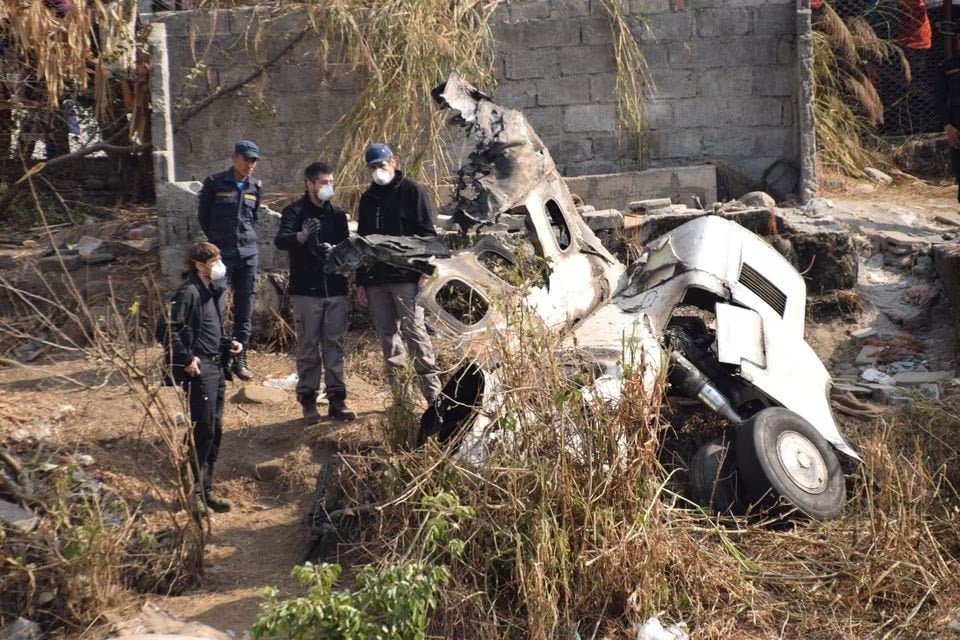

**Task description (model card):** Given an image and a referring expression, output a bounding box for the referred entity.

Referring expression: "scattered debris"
[0,617,41,640]
[861,367,896,385]
[262,372,300,390]
[850,326,876,339]
[14,339,44,363]
[128,225,158,240]
[634,616,689,640]
[38,253,82,272]
[76,235,103,258]
[0,499,39,534]
[863,167,893,185]
[253,459,283,482]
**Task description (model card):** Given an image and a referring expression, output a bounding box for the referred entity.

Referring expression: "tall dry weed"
[0,180,206,631]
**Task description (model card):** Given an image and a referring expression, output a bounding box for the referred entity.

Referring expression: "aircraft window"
[436,279,489,325]
[545,199,571,250]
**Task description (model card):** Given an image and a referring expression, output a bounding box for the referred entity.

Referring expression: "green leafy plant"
[251,491,470,640]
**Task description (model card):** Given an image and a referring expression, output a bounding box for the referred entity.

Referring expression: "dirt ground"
[1,173,958,637]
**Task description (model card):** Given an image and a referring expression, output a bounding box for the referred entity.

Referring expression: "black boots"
[299,392,321,425]
[191,486,232,515]
[231,351,253,381]
[203,491,233,513]
[328,399,356,422]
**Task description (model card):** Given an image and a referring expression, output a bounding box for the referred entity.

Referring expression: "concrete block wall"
[149,0,809,194]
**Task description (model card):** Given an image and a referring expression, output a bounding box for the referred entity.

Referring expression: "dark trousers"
[186,355,226,491]
[951,146,960,203]
[223,253,258,346]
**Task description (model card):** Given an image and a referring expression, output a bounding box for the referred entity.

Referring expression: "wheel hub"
[776,430,828,494]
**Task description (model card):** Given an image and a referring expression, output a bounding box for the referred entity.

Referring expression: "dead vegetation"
[283,290,960,638]
[0,192,208,632]
[812,3,896,176]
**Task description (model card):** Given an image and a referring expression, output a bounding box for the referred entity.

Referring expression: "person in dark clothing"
[355,143,442,404]
[274,162,356,424]
[935,33,960,202]
[158,242,242,516]
[197,139,261,380]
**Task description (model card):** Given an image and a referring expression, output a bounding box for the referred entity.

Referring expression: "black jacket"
[356,170,436,285]
[274,194,350,297]
[935,53,960,129]
[156,274,226,383]
[197,168,261,259]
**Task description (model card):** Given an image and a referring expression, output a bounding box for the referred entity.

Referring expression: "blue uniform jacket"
[197,168,261,259]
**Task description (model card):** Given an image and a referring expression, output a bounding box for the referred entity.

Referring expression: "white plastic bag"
[262,373,299,390]
[636,617,689,640]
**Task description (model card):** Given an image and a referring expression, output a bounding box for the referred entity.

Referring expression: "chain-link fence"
[830,0,955,136]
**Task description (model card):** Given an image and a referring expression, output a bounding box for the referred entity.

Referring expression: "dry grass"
[601,0,653,166]
[303,296,960,638]
[812,3,911,176]
[0,182,207,631]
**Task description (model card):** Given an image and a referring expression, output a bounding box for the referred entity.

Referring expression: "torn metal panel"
[325,233,452,277]
[324,73,859,512]
[433,72,569,229]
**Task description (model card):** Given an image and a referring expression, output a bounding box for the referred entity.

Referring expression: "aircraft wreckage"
[326,72,859,521]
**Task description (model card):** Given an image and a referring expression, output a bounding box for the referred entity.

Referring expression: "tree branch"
[174,28,310,132]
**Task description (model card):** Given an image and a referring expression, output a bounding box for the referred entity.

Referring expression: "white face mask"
[372,168,392,186]
[209,260,227,281]
[317,184,334,201]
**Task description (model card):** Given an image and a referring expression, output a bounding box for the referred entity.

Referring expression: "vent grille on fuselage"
[738,262,787,317]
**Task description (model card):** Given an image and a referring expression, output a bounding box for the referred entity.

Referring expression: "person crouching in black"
[161,242,242,516]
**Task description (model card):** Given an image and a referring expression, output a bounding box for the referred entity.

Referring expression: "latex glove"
[947,124,960,150]
[296,217,321,244]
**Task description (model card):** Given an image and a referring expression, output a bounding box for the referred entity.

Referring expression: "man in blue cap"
[197,139,262,380]
[355,143,442,404]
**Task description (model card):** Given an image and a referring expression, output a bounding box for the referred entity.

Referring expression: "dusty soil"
[0,341,397,637]
[1,172,958,638]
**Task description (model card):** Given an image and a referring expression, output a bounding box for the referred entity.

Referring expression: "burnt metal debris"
[320,72,860,524]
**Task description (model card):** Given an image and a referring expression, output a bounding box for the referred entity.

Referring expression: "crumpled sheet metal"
[432,72,564,228]
[324,233,452,276]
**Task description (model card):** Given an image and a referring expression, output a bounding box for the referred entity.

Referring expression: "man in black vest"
[275,162,356,423]
[197,140,261,380]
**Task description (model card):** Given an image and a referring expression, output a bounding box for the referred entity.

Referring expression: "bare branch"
[174,28,310,131]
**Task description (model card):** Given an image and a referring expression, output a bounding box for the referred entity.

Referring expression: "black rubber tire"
[735,407,846,521]
[689,436,742,516]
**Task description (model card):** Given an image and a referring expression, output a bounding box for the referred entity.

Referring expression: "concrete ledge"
[564,165,717,212]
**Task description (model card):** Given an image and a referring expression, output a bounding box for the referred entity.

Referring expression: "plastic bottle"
[129,224,158,239]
